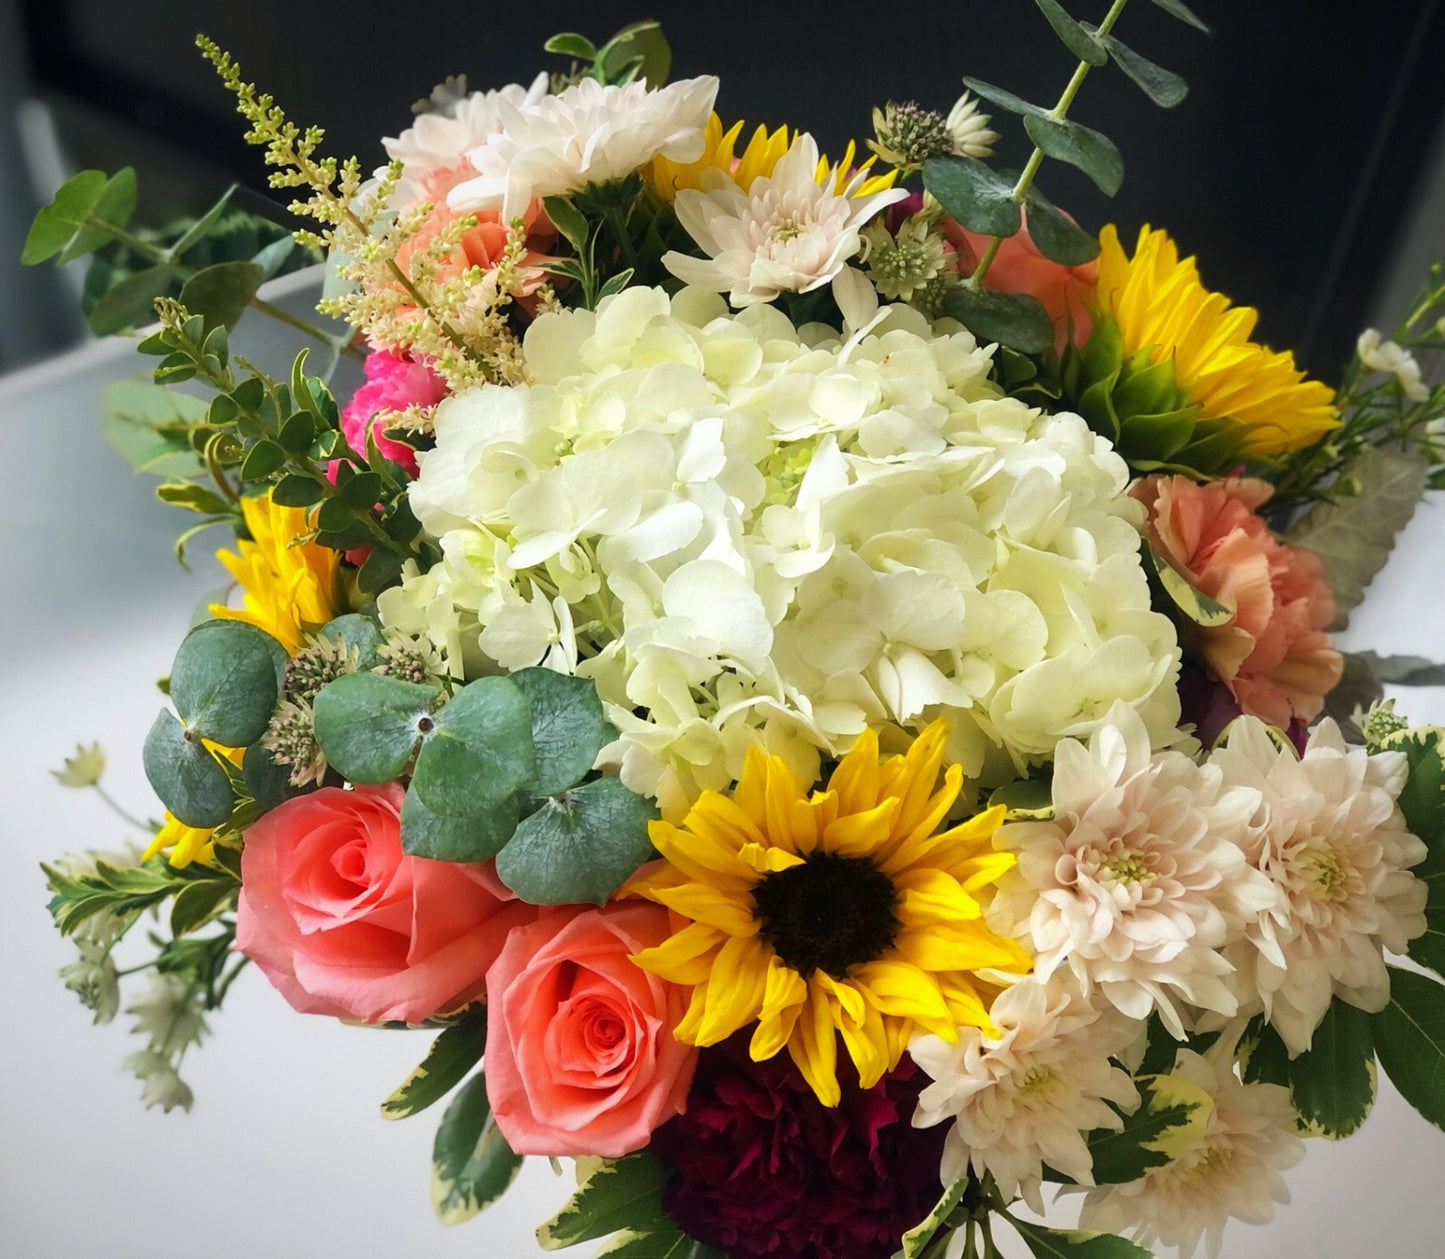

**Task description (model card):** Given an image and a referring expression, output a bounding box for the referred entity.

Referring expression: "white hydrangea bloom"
[991,701,1277,1036]
[1209,717,1428,1054]
[447,76,718,219]
[1356,328,1430,402]
[389,286,1183,817]
[910,974,1139,1213]
[1079,1046,1304,1259]
[381,74,550,205]
[663,132,909,306]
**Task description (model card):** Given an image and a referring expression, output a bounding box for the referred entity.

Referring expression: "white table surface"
[1,275,1442,1258]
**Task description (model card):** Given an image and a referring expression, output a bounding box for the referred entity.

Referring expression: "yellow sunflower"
[144,811,218,869]
[1095,224,1338,457]
[651,113,896,201]
[209,489,338,654]
[626,720,1031,1107]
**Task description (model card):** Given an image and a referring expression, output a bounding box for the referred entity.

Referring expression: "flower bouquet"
[28,7,1445,1258]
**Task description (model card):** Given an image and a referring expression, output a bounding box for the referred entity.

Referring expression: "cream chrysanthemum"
[1209,717,1428,1054]
[991,701,1277,1036]
[910,973,1139,1212]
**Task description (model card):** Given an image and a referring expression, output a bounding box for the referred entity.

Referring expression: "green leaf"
[277,410,316,454]
[1011,1219,1158,1258]
[598,269,636,301]
[961,77,1051,120]
[544,32,598,60]
[1349,652,1445,686]
[382,1005,488,1120]
[431,1073,524,1226]
[87,264,177,335]
[169,185,238,257]
[400,784,520,862]
[312,672,442,783]
[1023,115,1124,196]
[511,668,612,795]
[24,168,137,265]
[923,156,1021,238]
[495,775,656,906]
[1408,899,1445,982]
[1034,0,1107,66]
[1102,35,1189,107]
[542,196,592,255]
[141,709,234,829]
[1141,540,1233,627]
[987,775,1055,820]
[357,546,406,597]
[240,439,287,481]
[941,288,1054,355]
[594,1231,722,1258]
[252,235,297,280]
[1240,1017,1291,1087]
[596,20,671,88]
[1149,0,1211,33]
[271,473,326,508]
[1371,966,1445,1130]
[1085,1073,1213,1184]
[156,480,234,517]
[896,1178,966,1259]
[169,619,287,746]
[1382,728,1445,877]
[411,677,536,818]
[1287,998,1376,1138]
[241,743,299,812]
[1285,446,1429,630]
[318,613,387,670]
[341,470,383,508]
[537,1151,671,1249]
[1024,187,1100,266]
[179,261,265,332]
[169,875,237,937]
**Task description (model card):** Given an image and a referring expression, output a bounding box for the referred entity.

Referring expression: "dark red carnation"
[650,1036,947,1259]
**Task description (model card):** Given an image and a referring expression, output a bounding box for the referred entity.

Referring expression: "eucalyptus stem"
[969,0,1131,290]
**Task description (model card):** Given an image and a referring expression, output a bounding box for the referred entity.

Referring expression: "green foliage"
[1022,115,1124,197]
[311,671,442,783]
[43,852,238,938]
[924,157,1021,238]
[537,1151,673,1249]
[142,709,235,829]
[179,260,266,332]
[1023,186,1100,265]
[241,743,302,812]
[430,1073,525,1226]
[1353,653,1445,686]
[987,775,1055,820]
[495,776,658,905]
[547,20,672,88]
[1081,1074,1214,1184]
[943,288,1054,356]
[511,667,613,796]
[1287,998,1376,1138]
[1239,1017,1290,1088]
[1033,0,1107,66]
[1009,1219,1158,1258]
[381,1006,488,1120]
[23,168,136,265]
[1370,725,1445,978]
[409,677,537,818]
[1102,35,1189,108]
[1140,540,1233,628]
[400,786,519,862]
[88,265,179,335]
[1149,0,1210,33]
[895,1178,966,1259]
[1371,966,1445,1130]
[169,619,287,747]
[102,382,207,479]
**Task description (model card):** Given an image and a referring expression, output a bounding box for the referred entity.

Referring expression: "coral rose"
[1134,474,1342,730]
[483,902,697,1158]
[236,783,535,1024]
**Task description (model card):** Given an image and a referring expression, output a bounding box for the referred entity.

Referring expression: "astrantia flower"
[627,720,1031,1106]
[911,974,1140,1212]
[1080,1046,1304,1258]
[651,1036,948,1259]
[945,91,1000,160]
[209,489,338,654]
[1210,717,1428,1054]
[1089,225,1338,463]
[1357,327,1430,402]
[663,133,909,306]
[991,701,1276,1036]
[447,75,718,219]
[862,212,951,303]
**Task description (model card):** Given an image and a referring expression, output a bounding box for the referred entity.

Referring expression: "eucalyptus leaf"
[26,168,138,266]
[141,709,234,829]
[411,677,536,818]
[537,1151,671,1249]
[961,77,1050,120]
[400,785,519,862]
[87,265,177,335]
[1371,966,1445,1130]
[312,671,441,783]
[1011,1219,1158,1258]
[169,619,287,747]
[1023,115,1124,196]
[382,1005,488,1120]
[1350,651,1445,686]
[987,776,1055,820]
[1102,35,1189,107]
[1023,188,1100,266]
[511,668,611,795]
[430,1073,524,1226]
[1033,0,1107,66]
[101,381,206,479]
[180,260,265,332]
[317,614,387,670]
[1287,998,1375,1138]
[1149,0,1211,33]
[242,743,300,812]
[941,288,1054,356]
[1285,446,1429,630]
[495,776,657,905]
[923,156,1021,238]
[169,186,238,257]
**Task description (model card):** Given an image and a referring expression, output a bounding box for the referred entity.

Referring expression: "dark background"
[8,0,1445,377]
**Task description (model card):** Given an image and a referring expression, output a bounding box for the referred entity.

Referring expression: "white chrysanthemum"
[991,701,1277,1037]
[389,286,1183,818]
[663,133,909,307]
[1357,328,1430,402]
[945,91,1000,159]
[911,975,1139,1213]
[381,73,550,205]
[1209,717,1428,1054]
[447,76,718,219]
[1080,1046,1304,1259]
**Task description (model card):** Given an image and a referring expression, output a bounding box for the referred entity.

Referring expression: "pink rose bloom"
[341,350,449,478]
[237,783,536,1024]
[484,902,698,1158]
[1134,474,1343,730]
[945,210,1098,351]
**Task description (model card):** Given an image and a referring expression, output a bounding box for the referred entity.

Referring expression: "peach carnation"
[1133,475,1342,730]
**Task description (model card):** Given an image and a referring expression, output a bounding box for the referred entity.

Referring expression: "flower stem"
[969,0,1131,290]
[89,783,154,835]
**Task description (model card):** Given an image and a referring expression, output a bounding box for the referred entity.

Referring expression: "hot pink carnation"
[483,902,697,1158]
[341,350,449,477]
[236,783,535,1024]
[1134,474,1343,730]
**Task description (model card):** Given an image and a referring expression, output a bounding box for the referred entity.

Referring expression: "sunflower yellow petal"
[789,984,842,1107]
[695,934,772,1044]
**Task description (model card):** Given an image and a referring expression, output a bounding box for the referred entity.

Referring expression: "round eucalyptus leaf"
[495,776,657,905]
[318,613,387,670]
[242,743,302,813]
[411,676,535,818]
[312,671,441,784]
[169,619,287,746]
[142,708,234,829]
[511,667,611,796]
[400,785,520,863]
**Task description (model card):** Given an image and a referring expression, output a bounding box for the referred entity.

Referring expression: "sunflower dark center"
[751,852,900,979]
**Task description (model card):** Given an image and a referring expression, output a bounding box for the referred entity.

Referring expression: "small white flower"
[60,940,119,1024]
[448,76,718,219]
[663,133,909,307]
[945,91,1001,159]
[1079,1046,1304,1259]
[51,742,106,787]
[1210,717,1428,1054]
[124,1051,194,1113]
[911,975,1139,1213]
[127,972,208,1059]
[1356,327,1430,402]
